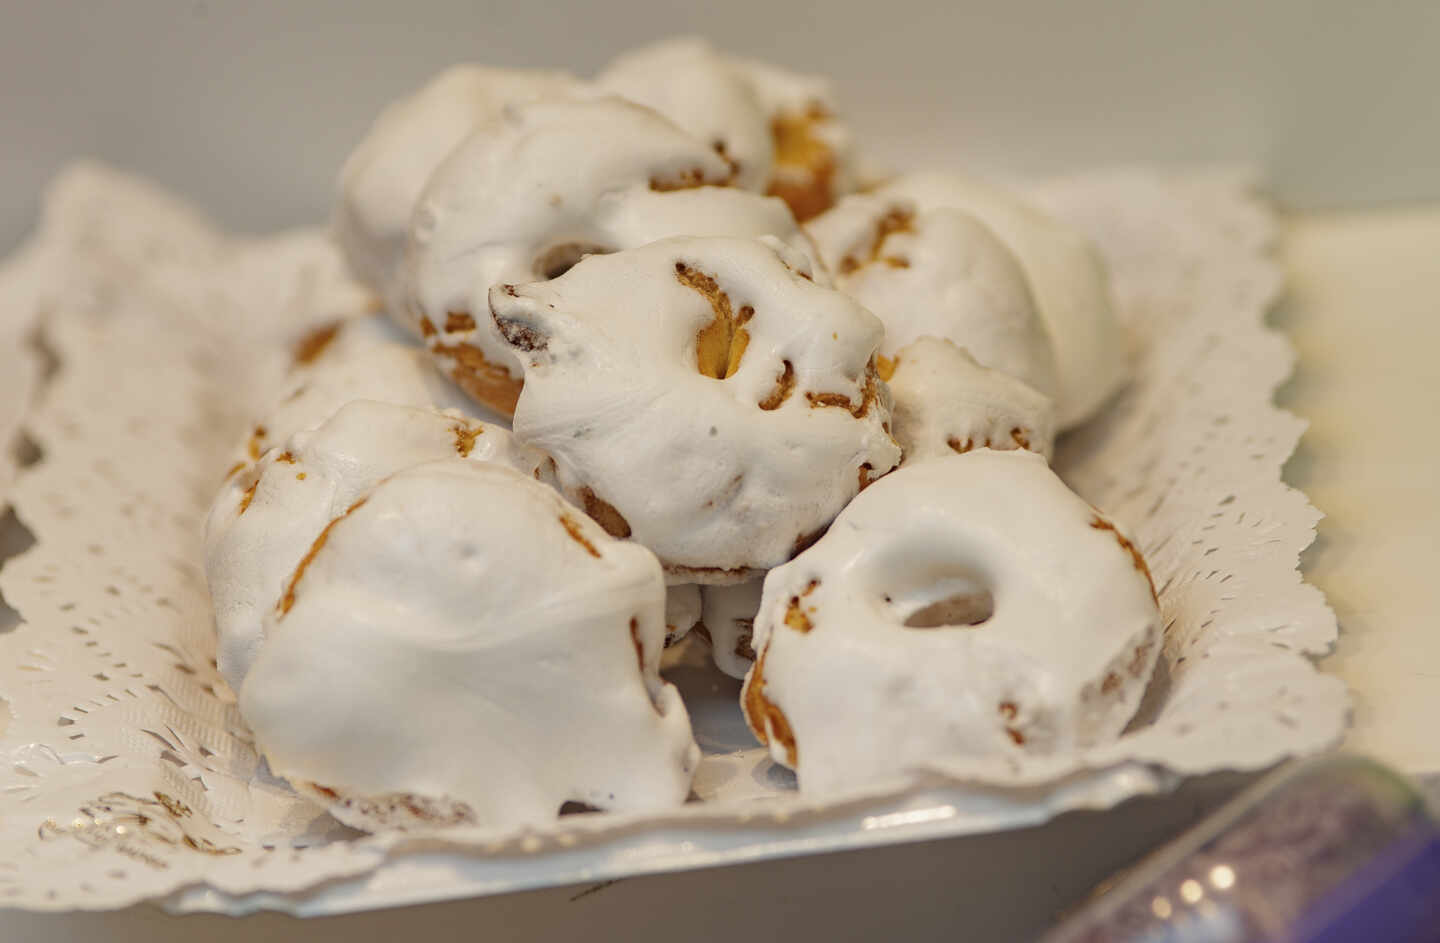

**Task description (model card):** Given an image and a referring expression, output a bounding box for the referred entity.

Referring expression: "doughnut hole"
[866,550,995,630]
[903,582,995,628]
[533,242,612,281]
[866,553,1050,749]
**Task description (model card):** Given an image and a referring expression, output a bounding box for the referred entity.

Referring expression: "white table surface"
[6,203,1437,940]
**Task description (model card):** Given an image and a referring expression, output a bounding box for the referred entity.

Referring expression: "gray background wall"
[2,0,1438,248]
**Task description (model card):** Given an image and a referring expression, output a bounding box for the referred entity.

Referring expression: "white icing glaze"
[240,459,698,827]
[591,186,827,286]
[806,193,1059,398]
[887,337,1056,465]
[597,39,855,220]
[257,315,483,454]
[877,173,1125,428]
[334,65,583,316]
[408,97,821,415]
[411,96,729,332]
[490,235,900,581]
[236,315,483,468]
[741,450,1161,795]
[699,579,762,679]
[598,37,774,191]
[731,54,857,216]
[730,55,835,125]
[664,583,702,647]
[205,399,551,692]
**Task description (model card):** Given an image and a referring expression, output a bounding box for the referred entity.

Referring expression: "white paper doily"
[0,163,1345,914]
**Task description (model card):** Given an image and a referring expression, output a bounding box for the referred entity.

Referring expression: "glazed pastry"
[700,338,1054,678]
[205,399,551,690]
[240,459,698,828]
[228,316,483,478]
[874,173,1125,428]
[885,336,1056,464]
[334,65,582,315]
[735,54,856,221]
[742,450,1161,795]
[599,37,856,221]
[203,39,1156,832]
[407,97,820,415]
[698,579,763,679]
[665,583,702,647]
[806,191,1059,398]
[490,235,900,582]
[598,38,774,191]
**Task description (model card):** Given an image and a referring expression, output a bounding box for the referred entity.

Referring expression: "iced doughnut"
[734,55,856,221]
[490,235,900,583]
[227,315,482,476]
[692,341,1051,677]
[665,584,702,647]
[598,37,774,191]
[205,400,552,691]
[334,65,582,314]
[598,38,855,221]
[875,173,1125,428]
[806,192,1059,398]
[408,97,821,415]
[885,337,1056,465]
[239,459,698,829]
[698,579,763,679]
[741,450,1161,795]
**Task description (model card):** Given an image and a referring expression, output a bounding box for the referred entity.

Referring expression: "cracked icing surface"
[492,235,899,579]
[886,337,1056,465]
[808,193,1060,400]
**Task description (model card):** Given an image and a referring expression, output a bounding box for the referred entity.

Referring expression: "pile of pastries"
[204,37,1161,830]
